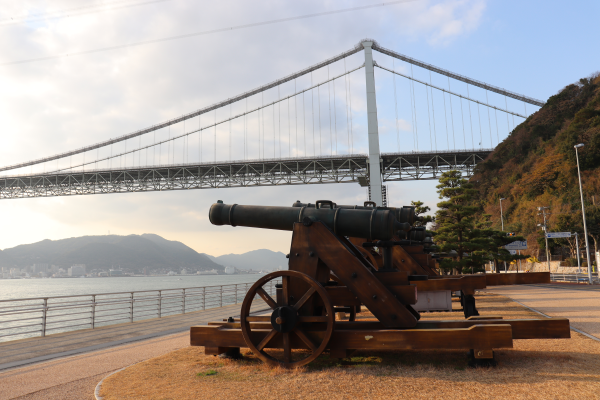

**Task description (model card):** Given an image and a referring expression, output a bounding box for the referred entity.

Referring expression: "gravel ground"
[485,284,600,339]
[0,332,188,400]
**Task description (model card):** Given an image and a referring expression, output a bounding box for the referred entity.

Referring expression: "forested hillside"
[472,73,600,258]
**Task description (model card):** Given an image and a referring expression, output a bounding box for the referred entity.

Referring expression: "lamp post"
[537,206,551,272]
[574,143,593,284]
[500,198,506,272]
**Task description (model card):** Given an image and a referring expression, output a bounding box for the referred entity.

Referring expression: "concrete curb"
[94,365,133,400]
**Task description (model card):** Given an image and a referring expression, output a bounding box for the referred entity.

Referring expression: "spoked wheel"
[240,271,335,368]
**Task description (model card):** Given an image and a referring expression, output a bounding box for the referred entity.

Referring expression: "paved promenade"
[0,301,267,400]
[486,283,600,340]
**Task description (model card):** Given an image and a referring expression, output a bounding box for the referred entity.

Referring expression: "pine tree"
[434,170,483,274]
[410,200,434,227]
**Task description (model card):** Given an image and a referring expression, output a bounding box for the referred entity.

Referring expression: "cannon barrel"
[209,201,405,240]
[292,201,418,225]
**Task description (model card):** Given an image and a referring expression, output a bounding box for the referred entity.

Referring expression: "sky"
[0,0,599,256]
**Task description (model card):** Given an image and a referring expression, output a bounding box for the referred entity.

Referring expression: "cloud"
[0,0,482,255]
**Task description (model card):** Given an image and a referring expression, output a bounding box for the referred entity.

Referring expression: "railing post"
[158,290,162,318]
[130,292,134,323]
[220,286,223,307]
[182,288,186,314]
[41,298,48,337]
[202,287,206,310]
[91,295,96,329]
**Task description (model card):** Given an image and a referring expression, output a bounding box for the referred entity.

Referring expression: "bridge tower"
[362,40,383,206]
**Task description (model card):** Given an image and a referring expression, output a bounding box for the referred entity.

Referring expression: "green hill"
[472,73,600,259]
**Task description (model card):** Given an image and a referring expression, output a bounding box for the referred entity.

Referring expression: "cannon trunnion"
[190,201,571,368]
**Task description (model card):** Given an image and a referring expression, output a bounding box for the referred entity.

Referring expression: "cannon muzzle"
[209,201,405,240]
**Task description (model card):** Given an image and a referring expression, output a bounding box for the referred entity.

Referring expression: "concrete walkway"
[0,301,267,400]
[485,283,600,340]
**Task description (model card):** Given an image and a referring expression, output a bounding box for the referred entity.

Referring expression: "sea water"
[0,274,263,301]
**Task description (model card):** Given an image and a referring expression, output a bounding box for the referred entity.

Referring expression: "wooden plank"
[484,272,551,286]
[204,318,570,340]
[414,275,487,292]
[415,318,571,339]
[373,270,409,285]
[190,324,514,351]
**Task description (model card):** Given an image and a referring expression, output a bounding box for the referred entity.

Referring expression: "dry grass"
[100,293,600,400]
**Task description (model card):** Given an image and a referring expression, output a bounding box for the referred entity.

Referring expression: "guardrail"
[550,273,598,284]
[0,280,279,342]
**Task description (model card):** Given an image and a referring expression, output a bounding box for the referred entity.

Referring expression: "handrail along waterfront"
[0,280,279,342]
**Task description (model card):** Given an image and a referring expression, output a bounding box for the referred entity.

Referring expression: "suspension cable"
[447,77,455,150]
[410,65,419,151]
[425,72,433,151]
[467,84,474,148]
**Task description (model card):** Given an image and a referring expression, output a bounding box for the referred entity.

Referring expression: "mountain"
[208,249,287,271]
[472,72,600,257]
[1,234,224,274]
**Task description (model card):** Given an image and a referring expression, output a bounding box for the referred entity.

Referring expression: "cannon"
[190,201,570,368]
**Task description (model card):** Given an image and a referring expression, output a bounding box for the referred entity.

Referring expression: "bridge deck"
[0,300,267,371]
[0,149,492,199]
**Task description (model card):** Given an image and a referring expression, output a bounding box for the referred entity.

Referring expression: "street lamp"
[499,198,506,272]
[574,143,593,284]
[499,198,506,231]
[537,206,551,272]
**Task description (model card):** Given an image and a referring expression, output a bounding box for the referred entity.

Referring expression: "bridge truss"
[0,149,490,199]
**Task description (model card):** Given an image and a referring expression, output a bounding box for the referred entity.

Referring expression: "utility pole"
[537,206,551,272]
[574,143,593,284]
[362,40,383,207]
[575,232,581,274]
[500,198,506,273]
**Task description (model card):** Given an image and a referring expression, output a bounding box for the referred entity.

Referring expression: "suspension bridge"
[0,39,544,206]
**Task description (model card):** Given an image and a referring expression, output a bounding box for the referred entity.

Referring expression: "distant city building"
[181,269,189,275]
[197,269,218,275]
[167,271,176,276]
[68,265,86,277]
[98,272,109,277]
[109,269,123,277]
[224,266,236,275]
[33,264,48,274]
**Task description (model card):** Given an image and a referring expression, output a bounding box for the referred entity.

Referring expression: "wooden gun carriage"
[293,201,551,318]
[190,201,570,368]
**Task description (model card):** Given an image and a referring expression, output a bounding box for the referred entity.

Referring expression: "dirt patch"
[99,293,600,400]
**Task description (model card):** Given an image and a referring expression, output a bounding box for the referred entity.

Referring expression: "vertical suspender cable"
[303,90,306,156]
[294,79,298,157]
[288,97,291,157]
[486,90,492,146]
[348,70,354,153]
[442,87,449,150]
[393,60,400,152]
[214,109,216,162]
[311,72,315,156]
[494,107,500,145]
[328,65,333,156]
[447,77,456,150]
[466,84,474,148]
[273,96,276,158]
[333,73,337,155]
[318,84,322,156]
[229,104,232,161]
[344,58,350,153]
[262,91,265,159]
[182,120,186,163]
[425,72,433,151]
[244,98,248,160]
[410,65,419,150]
[477,102,483,147]
[429,72,438,151]
[278,85,281,158]
[505,96,511,133]
[459,97,466,149]
[407,69,416,150]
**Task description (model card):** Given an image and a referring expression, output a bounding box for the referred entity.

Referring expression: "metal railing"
[550,273,598,284]
[0,280,279,342]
